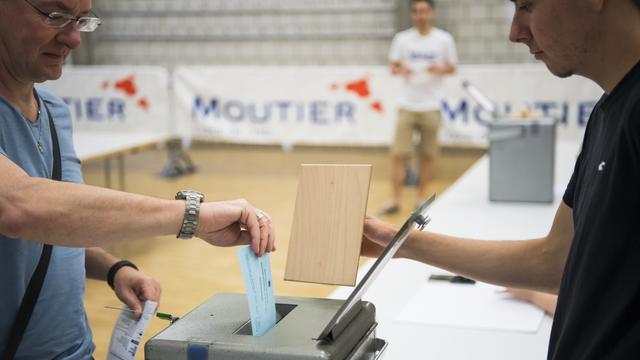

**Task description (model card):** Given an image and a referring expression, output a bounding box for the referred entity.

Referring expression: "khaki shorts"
[391,109,441,158]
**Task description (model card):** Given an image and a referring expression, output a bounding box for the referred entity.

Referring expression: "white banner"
[40,66,172,135]
[439,64,602,145]
[175,65,603,147]
[174,66,400,146]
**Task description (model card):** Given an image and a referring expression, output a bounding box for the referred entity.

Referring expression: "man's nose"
[56,21,82,50]
[509,13,531,44]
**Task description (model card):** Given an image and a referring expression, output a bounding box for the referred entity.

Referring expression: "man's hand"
[196,199,275,257]
[427,64,455,75]
[397,65,413,78]
[113,267,161,319]
[390,62,413,78]
[361,216,400,258]
[506,288,558,315]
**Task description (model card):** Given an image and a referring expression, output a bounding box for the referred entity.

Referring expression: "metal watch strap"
[175,190,204,239]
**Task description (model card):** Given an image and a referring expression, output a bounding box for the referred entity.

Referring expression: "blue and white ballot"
[107,300,158,360]
[237,246,276,336]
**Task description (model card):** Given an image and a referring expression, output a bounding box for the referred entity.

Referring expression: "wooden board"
[285,164,372,286]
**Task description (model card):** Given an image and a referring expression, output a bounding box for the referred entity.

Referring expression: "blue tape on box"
[187,344,208,360]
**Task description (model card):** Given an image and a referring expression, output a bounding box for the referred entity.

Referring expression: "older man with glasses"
[0,1,275,359]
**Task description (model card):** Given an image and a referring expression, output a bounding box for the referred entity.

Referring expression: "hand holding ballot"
[111,265,161,319]
[107,301,158,360]
[197,199,275,256]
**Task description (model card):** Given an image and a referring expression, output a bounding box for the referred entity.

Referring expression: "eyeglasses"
[23,0,102,33]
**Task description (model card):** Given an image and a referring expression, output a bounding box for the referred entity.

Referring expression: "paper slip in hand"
[238,246,276,336]
[107,300,158,360]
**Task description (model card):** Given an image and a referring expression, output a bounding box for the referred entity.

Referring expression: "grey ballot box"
[489,118,556,203]
[145,197,435,360]
[145,293,384,360]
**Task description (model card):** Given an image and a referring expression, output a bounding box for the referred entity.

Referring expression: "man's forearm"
[85,247,120,281]
[442,64,456,74]
[2,175,183,247]
[401,232,564,293]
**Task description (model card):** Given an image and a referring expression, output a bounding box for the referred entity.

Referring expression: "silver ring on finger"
[256,211,269,226]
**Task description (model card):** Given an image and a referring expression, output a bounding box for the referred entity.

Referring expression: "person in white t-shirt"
[380,0,458,215]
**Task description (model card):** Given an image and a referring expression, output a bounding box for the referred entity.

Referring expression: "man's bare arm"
[86,247,162,318]
[85,247,121,280]
[389,61,412,77]
[0,155,274,255]
[363,203,574,293]
[0,155,182,246]
[427,63,457,75]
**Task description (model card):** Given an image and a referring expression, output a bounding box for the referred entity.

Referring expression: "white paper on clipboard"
[395,281,545,333]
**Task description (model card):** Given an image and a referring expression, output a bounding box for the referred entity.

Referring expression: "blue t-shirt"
[0,89,95,359]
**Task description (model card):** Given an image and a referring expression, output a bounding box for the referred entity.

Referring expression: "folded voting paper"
[238,246,276,336]
[107,300,158,360]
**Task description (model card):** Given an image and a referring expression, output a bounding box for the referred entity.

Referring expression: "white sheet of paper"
[395,281,545,333]
[107,300,158,360]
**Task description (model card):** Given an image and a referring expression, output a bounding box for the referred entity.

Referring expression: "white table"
[73,131,168,189]
[330,141,582,360]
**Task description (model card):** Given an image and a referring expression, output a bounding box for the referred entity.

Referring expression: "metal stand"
[102,155,127,190]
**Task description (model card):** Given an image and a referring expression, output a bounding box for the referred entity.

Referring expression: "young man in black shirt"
[361,0,640,358]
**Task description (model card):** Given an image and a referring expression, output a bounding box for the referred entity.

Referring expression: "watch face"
[191,191,205,202]
[176,190,204,202]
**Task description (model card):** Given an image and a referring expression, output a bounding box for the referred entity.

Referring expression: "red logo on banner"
[331,77,384,114]
[114,76,137,97]
[101,75,150,111]
[370,101,383,113]
[137,97,149,111]
[346,79,370,97]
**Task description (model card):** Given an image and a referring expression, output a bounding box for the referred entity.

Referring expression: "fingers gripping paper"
[285,164,371,286]
[237,246,277,336]
[107,300,158,360]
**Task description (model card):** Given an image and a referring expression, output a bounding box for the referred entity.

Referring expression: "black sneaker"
[378,203,400,216]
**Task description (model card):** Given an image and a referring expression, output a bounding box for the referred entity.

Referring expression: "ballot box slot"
[233,303,297,336]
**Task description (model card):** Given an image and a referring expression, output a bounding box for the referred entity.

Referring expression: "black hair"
[510,0,638,10]
[411,0,435,9]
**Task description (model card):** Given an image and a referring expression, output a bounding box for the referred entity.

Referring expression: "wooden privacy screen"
[285,164,372,286]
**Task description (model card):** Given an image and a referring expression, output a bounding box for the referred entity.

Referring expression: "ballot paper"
[238,246,276,336]
[107,300,158,360]
[395,281,545,333]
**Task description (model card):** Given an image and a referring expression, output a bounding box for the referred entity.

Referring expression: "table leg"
[104,157,112,189]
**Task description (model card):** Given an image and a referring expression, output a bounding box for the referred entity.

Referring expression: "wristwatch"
[175,190,205,239]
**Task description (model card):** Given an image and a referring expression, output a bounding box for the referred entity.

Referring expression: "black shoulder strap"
[46,99,62,181]
[2,95,60,360]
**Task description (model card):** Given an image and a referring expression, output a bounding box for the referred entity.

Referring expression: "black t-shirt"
[549,61,640,359]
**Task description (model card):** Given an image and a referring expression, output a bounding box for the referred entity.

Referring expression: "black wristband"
[107,260,138,290]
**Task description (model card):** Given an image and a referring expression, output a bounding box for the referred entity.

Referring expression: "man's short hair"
[509,0,638,9]
[411,0,435,9]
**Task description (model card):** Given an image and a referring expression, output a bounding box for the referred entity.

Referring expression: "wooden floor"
[81,144,483,359]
